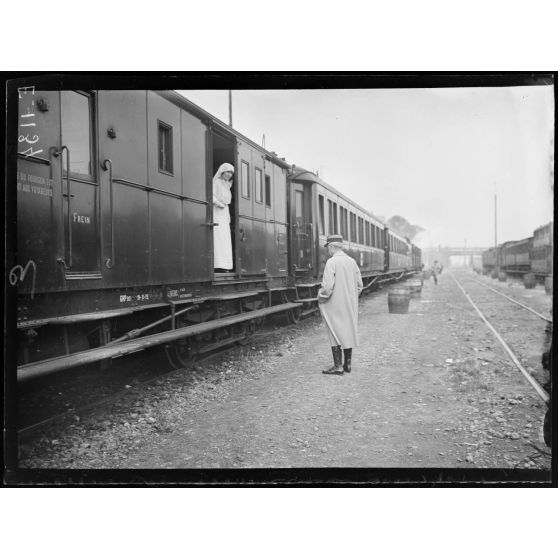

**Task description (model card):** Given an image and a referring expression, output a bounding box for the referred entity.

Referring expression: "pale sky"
[178,87,554,249]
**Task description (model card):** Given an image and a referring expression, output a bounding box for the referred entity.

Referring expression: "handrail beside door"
[53,145,72,268]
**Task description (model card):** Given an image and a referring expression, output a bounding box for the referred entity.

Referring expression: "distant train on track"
[13,88,422,380]
[481,222,553,283]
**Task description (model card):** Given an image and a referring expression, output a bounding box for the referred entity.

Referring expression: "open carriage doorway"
[211,131,237,276]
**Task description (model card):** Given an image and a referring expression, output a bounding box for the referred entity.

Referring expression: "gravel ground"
[17,269,551,474]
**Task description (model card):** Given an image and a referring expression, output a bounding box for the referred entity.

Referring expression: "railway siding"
[18,270,551,472]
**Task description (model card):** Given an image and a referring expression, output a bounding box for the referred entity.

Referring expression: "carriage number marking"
[18,86,43,158]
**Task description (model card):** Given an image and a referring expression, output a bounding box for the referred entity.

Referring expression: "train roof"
[159,91,292,171]
[502,237,533,247]
[534,221,554,234]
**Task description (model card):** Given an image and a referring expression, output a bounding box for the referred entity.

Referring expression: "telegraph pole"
[494,193,498,248]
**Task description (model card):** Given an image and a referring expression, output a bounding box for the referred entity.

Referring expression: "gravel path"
[18,269,551,472]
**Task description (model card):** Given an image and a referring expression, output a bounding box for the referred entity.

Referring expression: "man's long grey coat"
[318,250,363,349]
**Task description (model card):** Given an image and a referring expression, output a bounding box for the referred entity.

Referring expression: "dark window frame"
[327,200,334,235]
[61,90,96,181]
[241,160,250,199]
[255,167,263,204]
[333,202,338,234]
[295,190,304,222]
[358,217,364,245]
[318,195,325,235]
[265,174,271,208]
[157,120,174,175]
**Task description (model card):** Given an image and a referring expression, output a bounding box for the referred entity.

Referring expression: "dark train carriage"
[532,221,553,278]
[15,89,299,377]
[411,244,422,270]
[501,237,532,275]
[288,167,386,281]
[285,167,419,314]
[385,229,412,272]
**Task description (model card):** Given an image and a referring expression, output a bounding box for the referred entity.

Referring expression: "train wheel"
[164,337,197,369]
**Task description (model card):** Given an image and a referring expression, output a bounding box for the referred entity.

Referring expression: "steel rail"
[469,276,552,323]
[449,272,549,404]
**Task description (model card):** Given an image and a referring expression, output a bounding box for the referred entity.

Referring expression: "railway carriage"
[532,222,553,279]
[13,87,421,380]
[15,89,299,377]
[481,221,553,282]
[501,237,533,275]
[411,244,423,271]
[385,229,413,272]
[286,167,420,314]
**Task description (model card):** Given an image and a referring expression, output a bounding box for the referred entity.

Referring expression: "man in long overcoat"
[318,234,363,375]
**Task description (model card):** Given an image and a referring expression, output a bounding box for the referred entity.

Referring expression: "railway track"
[449,271,550,405]
[469,275,552,323]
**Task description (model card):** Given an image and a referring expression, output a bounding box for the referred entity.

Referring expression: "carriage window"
[255,168,263,203]
[265,175,271,208]
[157,121,173,174]
[358,217,364,245]
[318,195,325,235]
[366,222,371,246]
[350,212,356,242]
[61,90,94,177]
[295,190,303,223]
[333,203,338,234]
[327,200,333,234]
[241,160,250,199]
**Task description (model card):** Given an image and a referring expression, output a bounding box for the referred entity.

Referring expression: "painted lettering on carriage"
[17,172,54,197]
[18,86,43,158]
[9,259,37,299]
[166,288,192,300]
[73,212,91,224]
[119,293,150,303]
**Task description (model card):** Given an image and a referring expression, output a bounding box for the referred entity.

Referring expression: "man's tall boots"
[343,348,352,373]
[322,346,344,375]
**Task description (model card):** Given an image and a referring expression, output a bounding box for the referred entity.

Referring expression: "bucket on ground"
[388,287,411,314]
[407,279,423,298]
[498,271,507,282]
[523,272,536,289]
[544,276,553,295]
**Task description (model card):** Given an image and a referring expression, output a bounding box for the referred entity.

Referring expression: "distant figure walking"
[431,260,442,285]
[213,163,234,272]
[318,235,363,375]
